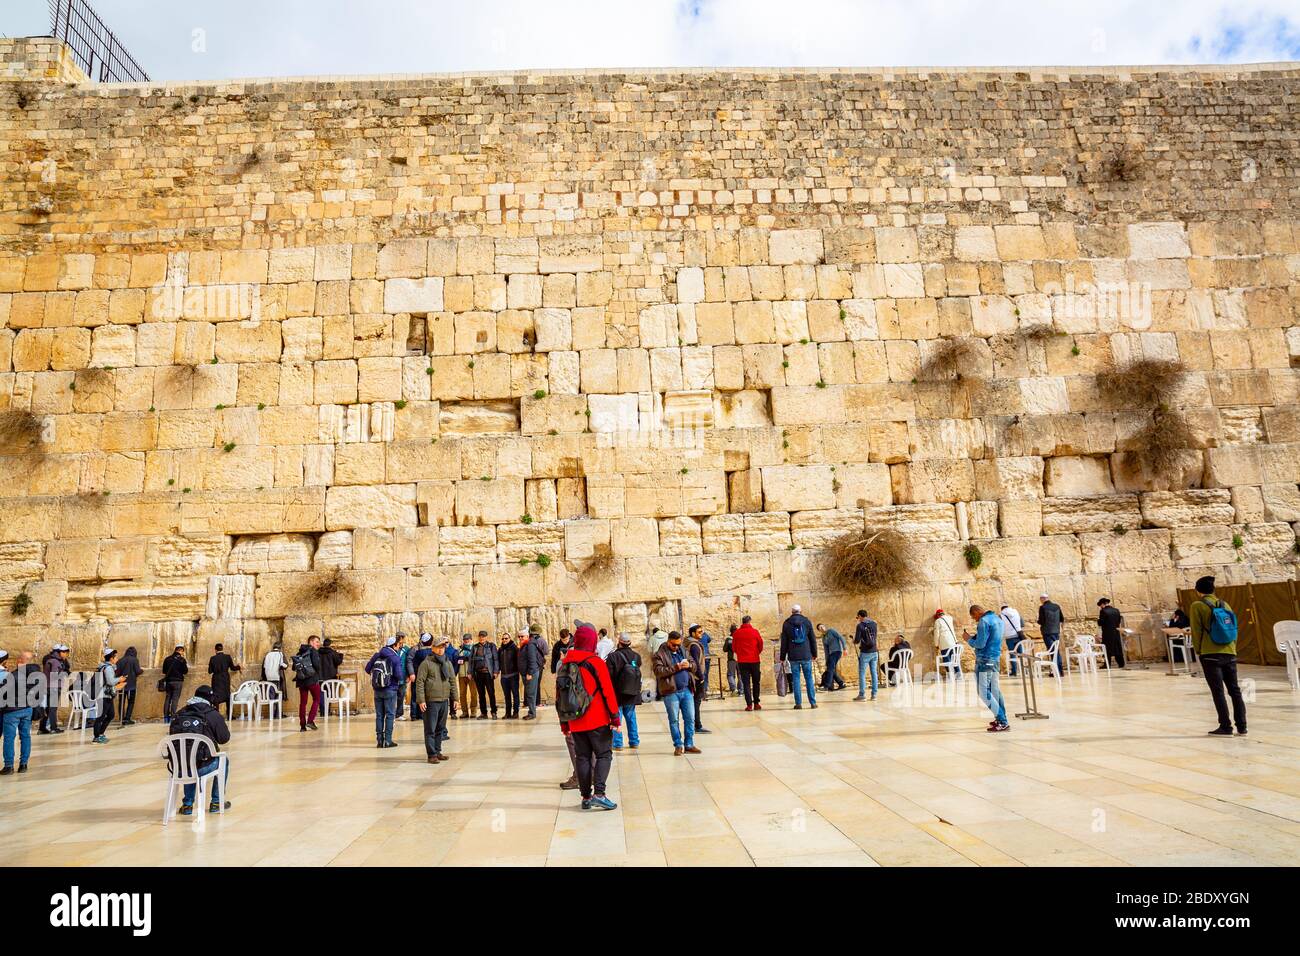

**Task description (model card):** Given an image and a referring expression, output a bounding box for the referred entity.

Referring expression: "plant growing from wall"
[296,568,361,606]
[10,587,31,617]
[0,410,47,460]
[917,336,981,382]
[963,543,983,570]
[821,527,915,592]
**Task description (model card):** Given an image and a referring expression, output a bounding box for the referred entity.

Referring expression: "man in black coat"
[206,643,241,717]
[1097,597,1126,668]
[168,685,231,816]
[161,645,189,720]
[116,646,143,726]
[779,604,818,709]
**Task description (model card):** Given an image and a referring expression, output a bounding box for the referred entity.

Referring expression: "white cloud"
[64,0,1300,81]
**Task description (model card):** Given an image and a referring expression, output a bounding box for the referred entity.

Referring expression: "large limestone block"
[1262,483,1300,522]
[1238,521,1298,565]
[761,464,835,512]
[313,531,353,568]
[455,477,525,526]
[437,526,496,565]
[1203,446,1263,488]
[497,521,565,563]
[978,536,1081,579]
[147,534,229,578]
[744,512,792,551]
[77,579,208,624]
[696,553,771,596]
[326,485,418,530]
[622,556,698,601]
[769,229,824,265]
[1040,495,1142,534]
[1079,529,1174,573]
[1128,222,1191,259]
[790,509,864,549]
[701,513,744,553]
[1171,526,1237,568]
[611,517,660,557]
[890,459,975,504]
[972,457,1044,500]
[1110,450,1205,493]
[1044,456,1114,497]
[406,566,474,609]
[562,518,611,562]
[180,488,325,535]
[658,515,703,555]
[834,463,892,510]
[473,563,545,607]
[864,503,959,541]
[1139,489,1235,528]
[256,569,406,617]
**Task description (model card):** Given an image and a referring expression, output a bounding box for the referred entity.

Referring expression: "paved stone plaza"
[1,666,1296,867]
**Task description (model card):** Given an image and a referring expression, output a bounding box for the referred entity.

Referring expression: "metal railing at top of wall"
[48,0,149,83]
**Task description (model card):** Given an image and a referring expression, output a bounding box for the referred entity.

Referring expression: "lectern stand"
[1013,649,1049,721]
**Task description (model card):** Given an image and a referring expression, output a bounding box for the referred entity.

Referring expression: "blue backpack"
[1200,599,1237,646]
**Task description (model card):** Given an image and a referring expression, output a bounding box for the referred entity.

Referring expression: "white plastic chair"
[936,645,963,682]
[1005,638,1032,676]
[254,681,282,720]
[1032,641,1062,680]
[886,648,913,688]
[158,733,229,829]
[230,681,259,722]
[1065,635,1099,674]
[320,679,351,721]
[1273,621,1300,691]
[1166,630,1196,675]
[68,690,93,741]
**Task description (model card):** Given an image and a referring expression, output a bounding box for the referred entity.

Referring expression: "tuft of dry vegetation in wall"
[1097,358,1188,409]
[297,568,362,606]
[917,336,982,382]
[579,542,617,582]
[0,410,47,459]
[1102,146,1143,183]
[1127,404,1197,484]
[821,528,916,593]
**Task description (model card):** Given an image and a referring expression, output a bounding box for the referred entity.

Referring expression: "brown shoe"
[427,756,439,764]
[684,746,702,754]
[560,775,580,790]
[673,747,684,756]
[435,754,450,762]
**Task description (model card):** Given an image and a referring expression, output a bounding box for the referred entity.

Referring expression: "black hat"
[1097,597,1110,606]
[194,685,215,702]
[1195,575,1215,594]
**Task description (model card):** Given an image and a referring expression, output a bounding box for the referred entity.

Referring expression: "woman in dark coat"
[206,643,241,715]
[1096,598,1126,668]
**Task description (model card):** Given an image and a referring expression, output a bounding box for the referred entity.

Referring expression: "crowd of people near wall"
[0,575,1249,813]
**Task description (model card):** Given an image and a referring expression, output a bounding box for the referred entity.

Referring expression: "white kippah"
[384,635,397,647]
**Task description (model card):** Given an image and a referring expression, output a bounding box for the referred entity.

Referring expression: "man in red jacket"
[559,624,621,810]
[731,615,764,711]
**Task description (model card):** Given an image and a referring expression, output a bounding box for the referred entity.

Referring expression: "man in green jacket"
[415,636,457,763]
[1189,576,1246,737]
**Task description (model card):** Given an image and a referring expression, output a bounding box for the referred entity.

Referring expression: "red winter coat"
[731,623,764,663]
[558,648,621,734]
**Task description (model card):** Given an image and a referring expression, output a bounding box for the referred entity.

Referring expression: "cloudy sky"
[5,0,1300,81]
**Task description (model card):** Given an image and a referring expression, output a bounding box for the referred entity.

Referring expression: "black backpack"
[613,653,642,699]
[370,656,393,690]
[168,711,214,765]
[555,659,597,722]
[291,650,317,683]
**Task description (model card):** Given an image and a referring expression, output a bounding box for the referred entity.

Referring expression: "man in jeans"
[470,630,500,719]
[852,609,879,701]
[965,604,1009,732]
[364,635,403,748]
[91,649,126,744]
[1036,594,1064,675]
[606,633,642,750]
[779,604,818,710]
[0,650,34,775]
[817,623,847,691]
[1190,576,1247,736]
[652,631,702,756]
[518,629,545,720]
[169,685,231,816]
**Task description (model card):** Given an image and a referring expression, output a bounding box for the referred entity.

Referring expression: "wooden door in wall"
[1245,581,1294,666]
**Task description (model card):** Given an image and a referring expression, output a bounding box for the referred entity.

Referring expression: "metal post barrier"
[1013,648,1049,721]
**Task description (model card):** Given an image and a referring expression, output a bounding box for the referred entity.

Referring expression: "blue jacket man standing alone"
[364,636,404,748]
[779,604,819,710]
[965,604,1009,732]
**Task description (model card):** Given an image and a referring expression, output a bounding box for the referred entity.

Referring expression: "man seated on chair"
[167,685,231,816]
[885,634,911,686]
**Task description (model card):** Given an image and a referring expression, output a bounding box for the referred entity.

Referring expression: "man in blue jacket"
[965,604,1009,732]
[779,604,819,710]
[364,636,404,748]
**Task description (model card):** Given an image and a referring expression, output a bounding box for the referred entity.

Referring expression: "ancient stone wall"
[2,46,1298,708]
